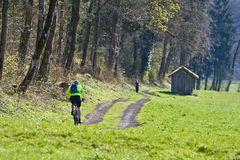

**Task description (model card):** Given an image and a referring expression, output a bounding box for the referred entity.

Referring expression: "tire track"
[84,98,128,124]
[119,98,150,129]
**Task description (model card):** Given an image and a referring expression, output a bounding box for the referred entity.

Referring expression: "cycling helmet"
[74,80,79,85]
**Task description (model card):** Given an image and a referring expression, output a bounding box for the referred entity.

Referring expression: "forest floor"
[0,78,240,159]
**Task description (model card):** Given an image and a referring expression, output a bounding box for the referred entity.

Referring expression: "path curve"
[142,90,161,97]
[84,98,129,124]
[119,98,150,129]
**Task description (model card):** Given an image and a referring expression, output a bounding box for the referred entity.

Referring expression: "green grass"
[0,83,240,159]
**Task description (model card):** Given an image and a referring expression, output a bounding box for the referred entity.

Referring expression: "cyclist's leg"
[77,107,81,123]
[71,104,74,115]
[70,96,74,115]
[76,96,82,123]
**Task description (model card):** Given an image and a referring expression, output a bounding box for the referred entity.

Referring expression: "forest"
[1,1,240,159]
[0,0,240,91]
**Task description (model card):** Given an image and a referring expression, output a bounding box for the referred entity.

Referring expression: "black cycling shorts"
[70,96,81,107]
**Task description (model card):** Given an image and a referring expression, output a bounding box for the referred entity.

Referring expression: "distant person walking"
[135,80,139,93]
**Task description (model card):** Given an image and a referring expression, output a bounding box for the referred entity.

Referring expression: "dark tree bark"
[132,36,138,76]
[113,18,122,77]
[211,65,223,91]
[92,0,101,72]
[214,68,222,91]
[56,0,64,64]
[217,78,222,91]
[158,35,169,80]
[61,2,71,66]
[80,0,94,68]
[210,66,217,90]
[63,0,81,71]
[204,76,208,90]
[36,0,45,44]
[37,11,57,82]
[162,39,176,78]
[196,77,201,90]
[107,0,120,70]
[0,0,9,81]
[18,0,58,92]
[180,47,187,66]
[18,0,34,63]
[32,0,45,81]
[226,40,240,91]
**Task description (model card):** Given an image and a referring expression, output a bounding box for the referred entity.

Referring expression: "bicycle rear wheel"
[73,110,79,125]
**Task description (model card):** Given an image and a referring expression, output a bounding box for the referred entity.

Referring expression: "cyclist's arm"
[81,86,85,99]
[67,86,71,99]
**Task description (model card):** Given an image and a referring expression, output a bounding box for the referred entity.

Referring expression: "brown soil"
[84,98,129,124]
[119,98,150,129]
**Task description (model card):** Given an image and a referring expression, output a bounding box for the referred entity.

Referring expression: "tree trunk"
[56,0,64,64]
[210,66,218,90]
[163,39,175,77]
[63,0,81,71]
[36,0,45,44]
[61,2,71,66]
[113,18,122,78]
[92,0,101,72]
[180,47,187,66]
[80,0,94,67]
[215,66,223,91]
[0,0,9,81]
[217,78,222,91]
[107,0,120,70]
[226,40,240,91]
[158,35,169,80]
[18,0,58,92]
[18,0,34,63]
[204,76,208,90]
[196,77,201,90]
[37,11,57,82]
[210,76,216,90]
[215,79,219,91]
[132,36,138,76]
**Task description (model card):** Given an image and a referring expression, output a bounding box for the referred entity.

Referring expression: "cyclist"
[67,80,85,124]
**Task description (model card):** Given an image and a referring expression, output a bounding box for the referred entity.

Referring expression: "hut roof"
[168,66,199,79]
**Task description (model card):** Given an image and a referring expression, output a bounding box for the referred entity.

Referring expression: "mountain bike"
[72,103,81,125]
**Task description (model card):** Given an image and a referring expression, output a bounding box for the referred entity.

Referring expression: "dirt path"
[142,90,161,97]
[84,98,129,124]
[119,98,150,129]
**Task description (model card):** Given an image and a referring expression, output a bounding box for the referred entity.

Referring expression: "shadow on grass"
[158,91,198,97]
[141,90,161,97]
[158,91,176,95]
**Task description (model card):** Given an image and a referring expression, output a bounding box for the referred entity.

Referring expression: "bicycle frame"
[72,103,81,125]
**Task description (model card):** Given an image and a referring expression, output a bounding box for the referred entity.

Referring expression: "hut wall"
[171,70,195,95]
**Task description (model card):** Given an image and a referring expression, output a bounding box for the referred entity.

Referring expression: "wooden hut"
[168,66,199,95]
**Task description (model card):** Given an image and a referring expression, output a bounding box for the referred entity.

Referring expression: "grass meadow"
[0,83,240,159]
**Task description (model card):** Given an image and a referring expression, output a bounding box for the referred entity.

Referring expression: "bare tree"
[36,0,45,44]
[18,0,34,63]
[62,0,81,71]
[80,0,94,68]
[56,0,64,64]
[158,34,169,80]
[18,0,58,92]
[107,0,121,70]
[92,0,101,73]
[226,40,240,91]
[37,10,57,82]
[0,0,9,81]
